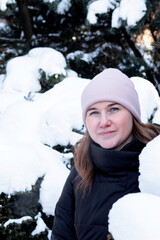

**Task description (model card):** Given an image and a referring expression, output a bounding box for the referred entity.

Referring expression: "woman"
[51,68,160,240]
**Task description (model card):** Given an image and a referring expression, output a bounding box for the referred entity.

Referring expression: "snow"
[0,49,91,215]
[87,0,117,24]
[0,1,159,235]
[57,0,71,14]
[32,213,48,236]
[0,46,160,238]
[86,0,146,27]
[0,47,89,237]
[4,216,32,227]
[67,50,99,64]
[0,22,7,30]
[4,47,66,94]
[108,193,160,240]
[0,141,70,212]
[0,0,15,11]
[0,0,147,29]
[139,135,160,196]
[43,0,55,2]
[112,0,147,28]
[131,76,160,123]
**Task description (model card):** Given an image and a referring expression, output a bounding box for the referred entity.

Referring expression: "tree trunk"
[16,0,33,41]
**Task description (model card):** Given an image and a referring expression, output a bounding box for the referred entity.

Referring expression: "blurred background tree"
[0,0,159,89]
[16,0,33,41]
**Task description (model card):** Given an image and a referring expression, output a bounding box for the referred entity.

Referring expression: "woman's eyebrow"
[108,103,120,107]
[87,103,120,112]
[87,107,97,112]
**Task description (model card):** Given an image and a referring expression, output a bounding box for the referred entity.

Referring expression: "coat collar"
[90,138,145,175]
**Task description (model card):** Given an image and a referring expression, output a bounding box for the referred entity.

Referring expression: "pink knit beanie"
[81,68,141,124]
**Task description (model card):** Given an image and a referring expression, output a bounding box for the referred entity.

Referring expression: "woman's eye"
[90,111,99,115]
[110,107,119,112]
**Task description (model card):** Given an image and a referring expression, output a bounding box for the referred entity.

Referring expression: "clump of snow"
[37,76,88,147]
[0,22,7,30]
[86,0,146,27]
[139,135,160,196]
[0,100,43,143]
[67,50,99,63]
[131,76,160,123]
[32,213,48,236]
[0,47,90,218]
[0,0,15,11]
[152,105,160,123]
[57,0,71,14]
[43,0,55,3]
[112,0,147,28]
[4,55,41,93]
[109,193,160,240]
[0,141,70,215]
[3,47,66,94]
[4,216,32,227]
[0,142,68,192]
[87,0,117,24]
[0,76,87,145]
[28,47,66,76]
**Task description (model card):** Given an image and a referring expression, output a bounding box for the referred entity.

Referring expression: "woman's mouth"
[99,131,116,136]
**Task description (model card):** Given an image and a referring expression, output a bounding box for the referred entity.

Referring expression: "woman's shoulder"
[66,165,79,184]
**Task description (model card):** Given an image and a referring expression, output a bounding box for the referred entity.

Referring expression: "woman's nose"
[99,114,112,127]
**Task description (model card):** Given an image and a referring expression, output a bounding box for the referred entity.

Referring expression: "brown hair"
[74,118,160,194]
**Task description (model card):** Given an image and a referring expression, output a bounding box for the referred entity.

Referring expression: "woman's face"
[85,101,133,150]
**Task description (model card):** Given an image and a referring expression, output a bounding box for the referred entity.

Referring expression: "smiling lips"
[99,130,116,136]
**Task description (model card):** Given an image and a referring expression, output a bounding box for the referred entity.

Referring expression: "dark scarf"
[90,138,146,175]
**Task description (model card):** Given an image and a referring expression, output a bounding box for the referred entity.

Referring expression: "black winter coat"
[51,138,145,240]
